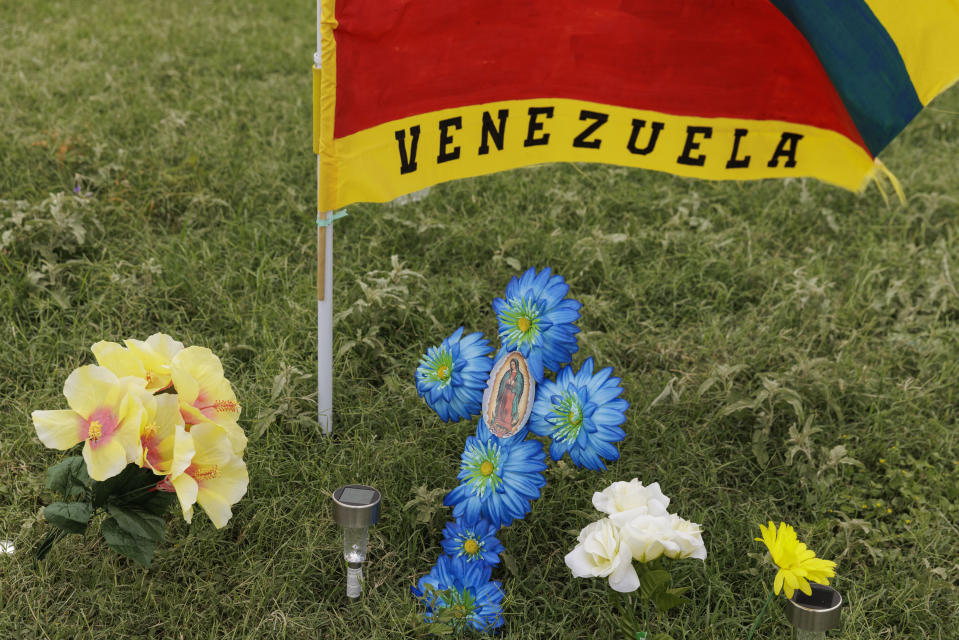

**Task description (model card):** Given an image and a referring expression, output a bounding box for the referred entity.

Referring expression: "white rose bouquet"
[565,479,706,639]
[31,334,249,567]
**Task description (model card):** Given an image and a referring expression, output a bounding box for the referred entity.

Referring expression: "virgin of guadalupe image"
[491,359,524,437]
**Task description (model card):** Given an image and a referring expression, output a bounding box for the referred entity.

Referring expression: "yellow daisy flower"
[755,521,837,599]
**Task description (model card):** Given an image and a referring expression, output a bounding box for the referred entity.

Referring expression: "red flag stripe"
[332,0,867,152]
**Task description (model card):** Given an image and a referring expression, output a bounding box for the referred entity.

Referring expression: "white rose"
[620,513,708,563]
[662,514,707,561]
[564,518,640,593]
[619,514,675,562]
[592,479,670,527]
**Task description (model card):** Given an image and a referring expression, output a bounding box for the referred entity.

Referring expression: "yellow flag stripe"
[866,0,959,106]
[317,0,338,213]
[312,65,321,155]
[318,97,875,211]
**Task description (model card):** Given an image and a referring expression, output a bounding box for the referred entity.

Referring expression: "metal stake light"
[785,583,842,639]
[332,484,381,599]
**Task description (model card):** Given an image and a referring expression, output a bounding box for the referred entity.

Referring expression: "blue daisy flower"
[441,516,504,566]
[444,429,547,529]
[492,267,581,382]
[529,357,629,470]
[415,327,494,422]
[411,555,505,631]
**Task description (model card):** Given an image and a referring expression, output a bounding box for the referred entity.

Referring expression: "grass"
[1,1,958,638]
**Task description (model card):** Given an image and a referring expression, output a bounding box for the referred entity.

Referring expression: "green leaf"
[652,590,687,612]
[46,456,89,498]
[91,463,161,508]
[43,501,92,534]
[101,516,156,568]
[500,551,519,577]
[427,623,454,636]
[650,634,675,640]
[107,504,167,543]
[137,489,178,517]
[638,569,671,601]
[619,617,639,638]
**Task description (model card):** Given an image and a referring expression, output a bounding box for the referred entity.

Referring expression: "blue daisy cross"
[413,266,631,626]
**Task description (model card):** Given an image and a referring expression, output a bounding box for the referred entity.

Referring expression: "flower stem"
[34,527,69,562]
[112,481,160,503]
[609,590,644,639]
[746,588,776,640]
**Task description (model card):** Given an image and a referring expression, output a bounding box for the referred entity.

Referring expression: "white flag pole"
[316,0,333,435]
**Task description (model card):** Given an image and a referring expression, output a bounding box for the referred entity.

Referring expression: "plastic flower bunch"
[31,333,248,568]
[413,267,631,631]
[565,478,706,634]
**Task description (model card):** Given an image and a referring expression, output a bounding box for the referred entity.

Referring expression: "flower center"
[445,590,477,627]
[87,420,103,442]
[436,365,450,381]
[463,538,480,555]
[213,400,239,414]
[141,424,157,442]
[499,296,543,348]
[464,441,503,496]
[193,464,219,481]
[553,392,585,441]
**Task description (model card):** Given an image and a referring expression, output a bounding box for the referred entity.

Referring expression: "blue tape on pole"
[317,210,348,227]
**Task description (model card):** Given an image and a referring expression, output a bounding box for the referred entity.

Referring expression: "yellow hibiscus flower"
[125,332,184,391]
[159,423,248,529]
[91,332,184,392]
[138,393,186,475]
[32,366,145,481]
[170,346,246,455]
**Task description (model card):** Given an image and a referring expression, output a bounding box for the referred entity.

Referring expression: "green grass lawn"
[2,2,958,638]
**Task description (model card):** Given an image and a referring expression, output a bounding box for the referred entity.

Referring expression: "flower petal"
[608,547,640,593]
[32,409,85,450]
[82,438,129,481]
[171,473,199,523]
[92,341,146,380]
[63,365,121,418]
[564,544,600,578]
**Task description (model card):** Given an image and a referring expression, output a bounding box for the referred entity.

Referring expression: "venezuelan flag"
[314,0,959,211]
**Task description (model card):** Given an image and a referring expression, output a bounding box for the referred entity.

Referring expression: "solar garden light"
[785,583,842,639]
[332,484,381,599]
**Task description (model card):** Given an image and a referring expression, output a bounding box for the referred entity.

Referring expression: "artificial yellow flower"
[755,521,837,598]
[92,333,184,392]
[138,393,186,475]
[32,366,145,481]
[170,346,246,455]
[159,423,248,529]
[124,332,184,391]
